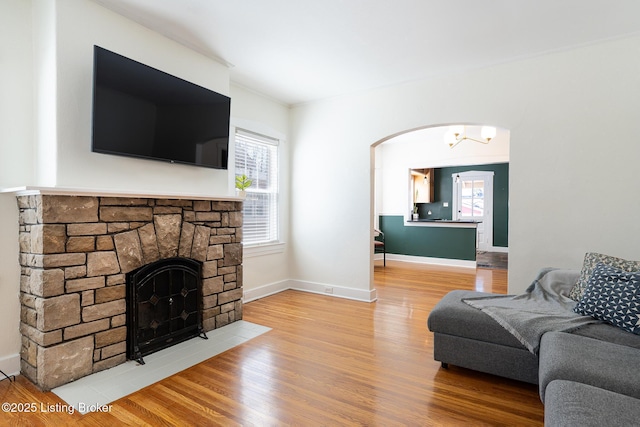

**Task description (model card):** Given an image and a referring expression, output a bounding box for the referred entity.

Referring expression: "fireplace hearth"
[15,190,243,390]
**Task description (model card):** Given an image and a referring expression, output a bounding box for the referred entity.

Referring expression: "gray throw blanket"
[463,268,601,354]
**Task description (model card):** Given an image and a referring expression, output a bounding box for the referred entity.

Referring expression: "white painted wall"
[0,0,34,377]
[229,84,291,292]
[52,0,231,196]
[375,126,510,217]
[291,34,640,296]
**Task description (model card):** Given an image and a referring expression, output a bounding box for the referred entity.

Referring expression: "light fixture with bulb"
[444,125,496,148]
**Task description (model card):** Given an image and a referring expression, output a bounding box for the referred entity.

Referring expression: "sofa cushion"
[544,380,640,427]
[574,263,640,334]
[569,252,640,301]
[427,290,526,349]
[539,332,640,402]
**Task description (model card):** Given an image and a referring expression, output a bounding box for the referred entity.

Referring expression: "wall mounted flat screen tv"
[92,46,230,169]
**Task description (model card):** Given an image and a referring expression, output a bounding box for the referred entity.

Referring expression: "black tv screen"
[92,46,230,169]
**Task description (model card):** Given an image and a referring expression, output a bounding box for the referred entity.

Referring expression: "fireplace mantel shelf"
[1,186,243,202]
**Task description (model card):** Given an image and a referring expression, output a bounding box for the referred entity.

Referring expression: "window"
[234,129,279,245]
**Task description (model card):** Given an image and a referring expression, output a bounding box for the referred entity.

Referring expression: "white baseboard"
[383,253,477,269]
[0,353,20,378]
[488,246,509,253]
[243,279,377,303]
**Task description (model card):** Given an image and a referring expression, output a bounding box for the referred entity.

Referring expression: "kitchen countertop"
[405,218,481,228]
[408,219,481,223]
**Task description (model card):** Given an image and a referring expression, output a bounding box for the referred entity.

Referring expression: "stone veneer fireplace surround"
[13,188,243,391]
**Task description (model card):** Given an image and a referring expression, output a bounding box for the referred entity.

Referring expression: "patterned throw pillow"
[574,263,640,334]
[569,252,640,301]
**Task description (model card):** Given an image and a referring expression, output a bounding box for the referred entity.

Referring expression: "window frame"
[230,120,285,257]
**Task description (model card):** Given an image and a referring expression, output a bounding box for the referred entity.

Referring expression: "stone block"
[209,235,232,245]
[191,226,210,262]
[223,243,242,266]
[202,276,224,296]
[202,294,218,310]
[203,306,220,321]
[21,306,37,327]
[207,244,224,261]
[178,222,195,258]
[221,227,239,236]
[218,288,243,305]
[42,196,99,224]
[100,197,148,206]
[29,225,67,254]
[93,353,127,373]
[66,276,105,293]
[218,266,236,275]
[183,211,196,222]
[95,284,125,304]
[30,269,65,297]
[107,274,125,286]
[203,317,216,332]
[81,290,94,306]
[221,302,235,313]
[99,206,153,222]
[37,336,93,390]
[138,223,160,264]
[95,326,126,348]
[63,318,110,340]
[21,336,37,367]
[67,222,108,236]
[19,232,30,253]
[211,201,236,211]
[101,341,126,359]
[235,300,243,320]
[20,323,62,347]
[229,211,243,227]
[36,294,80,332]
[113,230,143,273]
[216,312,230,328]
[65,265,86,280]
[202,261,217,279]
[111,314,126,328]
[87,251,120,277]
[156,199,192,207]
[154,214,182,258]
[107,223,130,233]
[19,209,38,225]
[195,211,221,222]
[193,200,211,211]
[96,235,114,251]
[82,299,126,322]
[66,236,95,253]
[42,253,86,268]
[153,206,183,214]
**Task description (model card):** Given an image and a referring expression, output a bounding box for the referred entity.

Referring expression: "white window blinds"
[234,129,279,245]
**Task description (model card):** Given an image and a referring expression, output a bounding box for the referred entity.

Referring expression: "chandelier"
[444,125,496,148]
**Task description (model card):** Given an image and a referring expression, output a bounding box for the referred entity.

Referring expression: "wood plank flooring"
[0,261,544,426]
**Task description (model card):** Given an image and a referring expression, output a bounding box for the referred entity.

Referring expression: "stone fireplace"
[16,190,243,390]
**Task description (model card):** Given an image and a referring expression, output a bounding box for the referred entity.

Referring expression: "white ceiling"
[93,0,640,105]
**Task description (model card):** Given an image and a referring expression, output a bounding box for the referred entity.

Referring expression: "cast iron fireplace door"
[127,257,207,364]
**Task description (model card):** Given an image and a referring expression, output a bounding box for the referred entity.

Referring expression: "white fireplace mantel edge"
[1,186,243,202]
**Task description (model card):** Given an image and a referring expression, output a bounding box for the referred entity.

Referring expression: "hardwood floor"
[0,261,543,426]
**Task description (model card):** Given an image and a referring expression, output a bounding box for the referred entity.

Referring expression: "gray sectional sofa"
[428,261,640,426]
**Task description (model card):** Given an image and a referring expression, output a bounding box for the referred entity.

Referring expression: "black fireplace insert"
[127,257,207,364]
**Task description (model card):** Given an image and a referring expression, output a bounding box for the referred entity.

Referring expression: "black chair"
[374,228,385,266]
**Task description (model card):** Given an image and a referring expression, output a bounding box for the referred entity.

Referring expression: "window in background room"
[234,129,279,245]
